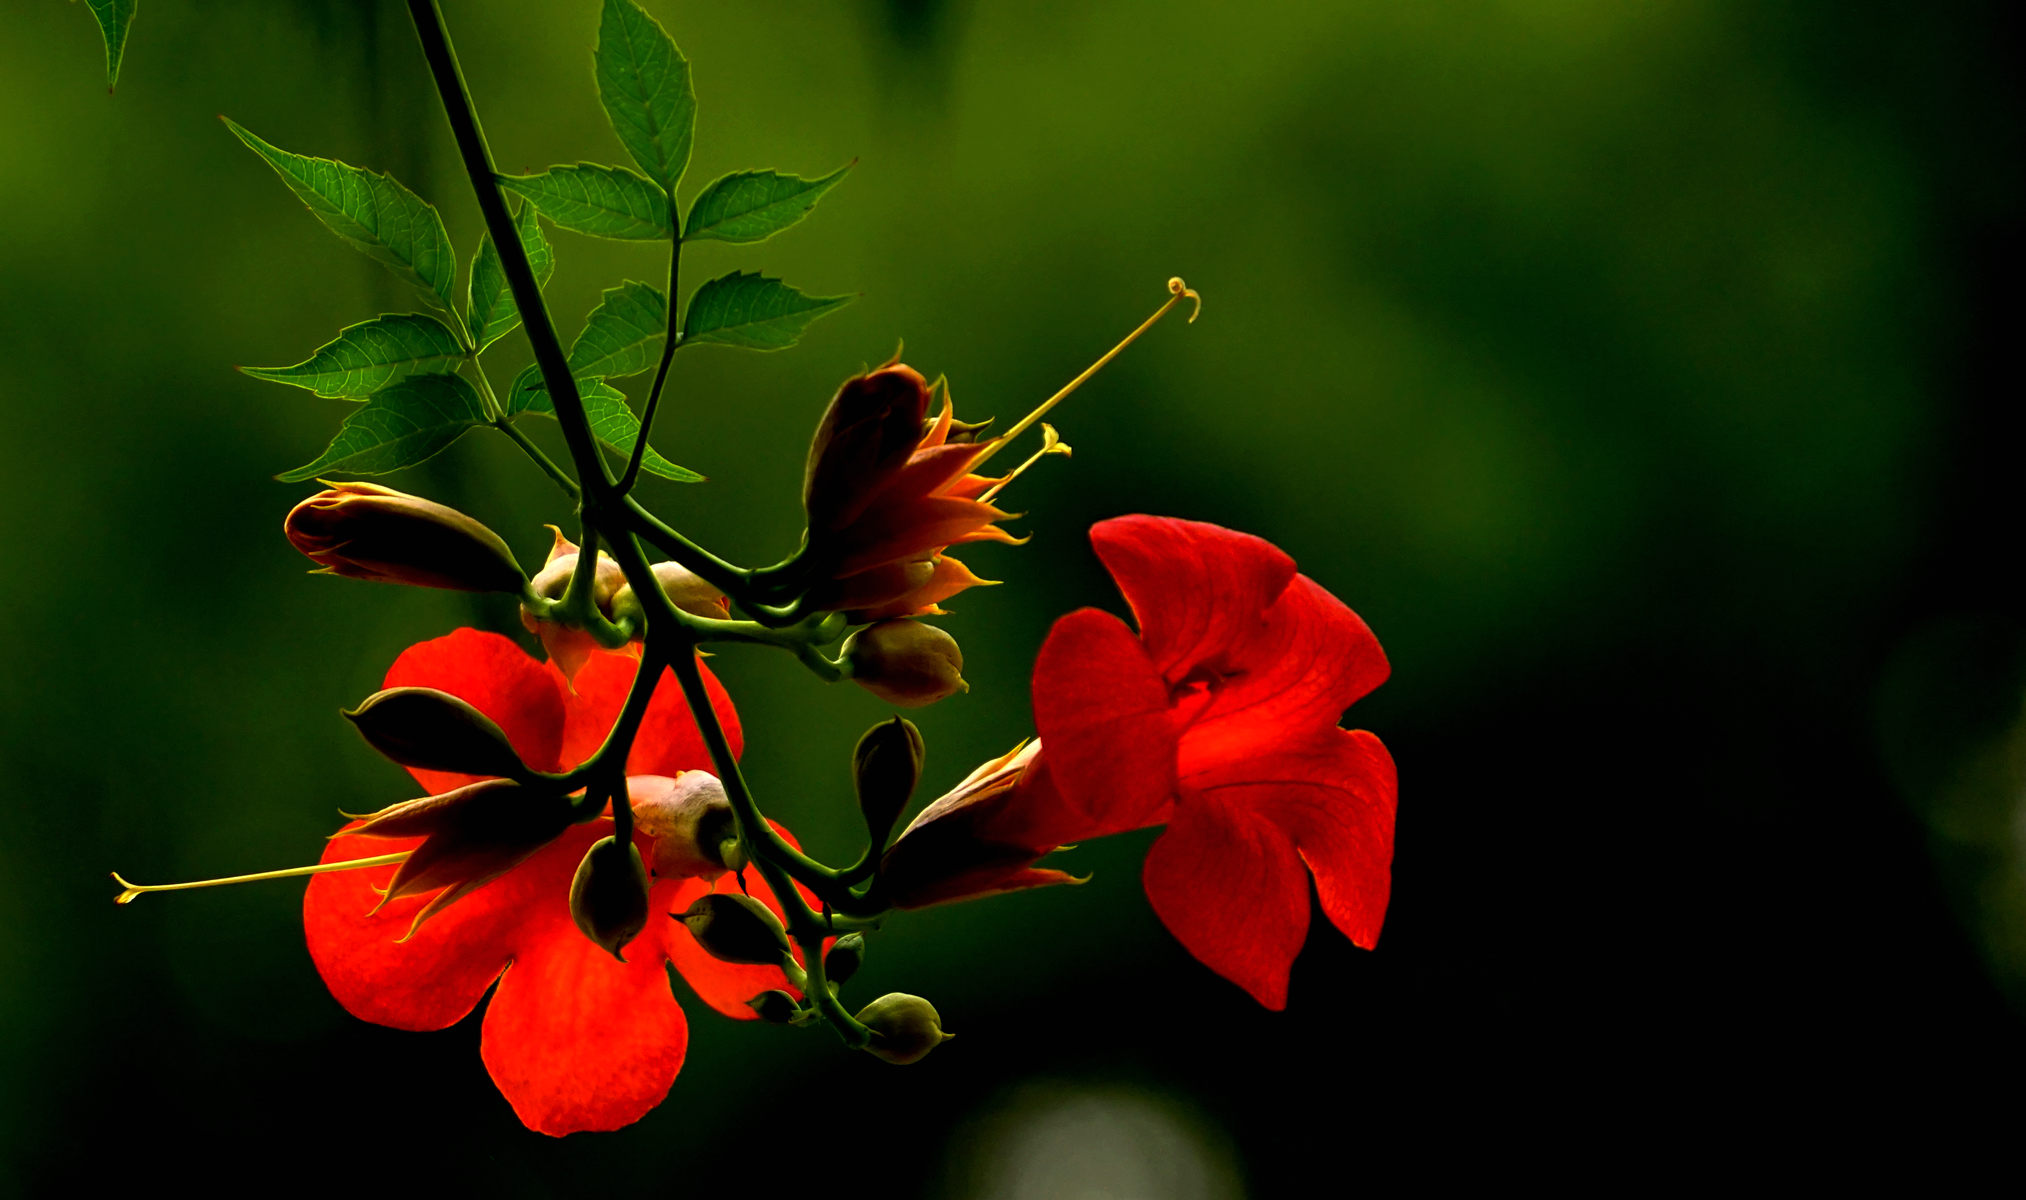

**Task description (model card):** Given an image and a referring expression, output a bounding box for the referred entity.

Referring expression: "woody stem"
[617,201,682,495]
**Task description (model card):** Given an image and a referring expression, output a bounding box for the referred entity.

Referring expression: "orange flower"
[801,362,1015,620]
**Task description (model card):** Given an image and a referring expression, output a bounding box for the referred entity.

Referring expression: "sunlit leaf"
[86,0,137,91]
[498,165,672,241]
[683,164,851,244]
[242,314,466,399]
[680,271,850,351]
[569,281,668,380]
[278,373,487,481]
[466,200,555,350]
[595,0,695,195]
[507,367,699,482]
[223,118,458,315]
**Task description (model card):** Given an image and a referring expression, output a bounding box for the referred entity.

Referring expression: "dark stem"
[618,212,682,495]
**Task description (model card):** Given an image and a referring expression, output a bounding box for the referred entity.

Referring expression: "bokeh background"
[3,0,2022,1191]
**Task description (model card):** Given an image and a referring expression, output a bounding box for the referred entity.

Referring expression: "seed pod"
[746,989,801,1025]
[852,717,923,847]
[284,482,524,594]
[842,620,967,708]
[855,993,952,1065]
[570,835,651,962]
[678,893,792,966]
[343,687,529,779]
[630,772,745,880]
[824,934,866,985]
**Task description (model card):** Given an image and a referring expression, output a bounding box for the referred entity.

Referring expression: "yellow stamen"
[970,276,1201,472]
[978,424,1072,505]
[111,852,411,905]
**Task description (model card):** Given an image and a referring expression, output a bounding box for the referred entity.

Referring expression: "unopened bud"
[842,620,967,708]
[856,993,951,1065]
[284,482,525,594]
[825,933,866,985]
[630,772,745,879]
[852,717,923,846]
[678,893,792,965]
[746,989,801,1024]
[343,687,529,779]
[570,835,650,962]
[609,561,733,630]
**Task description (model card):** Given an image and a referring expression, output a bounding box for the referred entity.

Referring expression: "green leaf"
[684,164,851,244]
[498,165,672,241]
[506,367,700,482]
[224,118,457,314]
[278,373,488,481]
[569,282,669,380]
[86,0,137,91]
[242,314,466,399]
[466,200,556,350]
[594,0,695,194]
[681,271,851,351]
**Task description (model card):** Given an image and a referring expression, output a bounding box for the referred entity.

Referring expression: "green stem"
[620,495,754,600]
[618,211,682,495]
[494,417,580,498]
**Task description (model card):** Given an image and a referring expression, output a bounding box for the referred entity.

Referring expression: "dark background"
[3,0,2023,1191]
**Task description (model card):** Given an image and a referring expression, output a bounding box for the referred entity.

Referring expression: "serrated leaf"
[569,282,669,380]
[680,271,850,351]
[243,314,466,399]
[86,0,137,91]
[224,118,457,315]
[279,373,488,481]
[466,200,555,350]
[595,0,695,194]
[684,164,851,244]
[507,368,700,482]
[499,165,671,241]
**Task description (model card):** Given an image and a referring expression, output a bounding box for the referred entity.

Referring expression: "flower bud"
[824,933,866,985]
[570,835,650,962]
[855,993,951,1065]
[519,528,629,680]
[746,989,801,1024]
[630,772,745,880]
[343,687,529,779]
[853,717,923,846]
[284,482,525,594]
[609,561,732,630]
[677,893,792,965]
[842,620,967,707]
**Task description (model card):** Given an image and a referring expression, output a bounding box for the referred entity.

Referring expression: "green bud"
[677,893,792,965]
[842,620,967,708]
[610,560,733,631]
[343,686,529,780]
[824,933,866,985]
[852,717,923,847]
[855,993,952,1065]
[746,989,801,1024]
[570,835,651,962]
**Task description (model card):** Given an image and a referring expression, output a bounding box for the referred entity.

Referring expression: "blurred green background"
[4,0,2023,1190]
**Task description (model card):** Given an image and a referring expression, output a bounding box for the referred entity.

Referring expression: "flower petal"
[835,496,1014,576]
[1088,515,1297,684]
[382,629,568,790]
[479,896,689,1136]
[1141,785,1311,1011]
[1032,608,1178,828]
[557,651,743,775]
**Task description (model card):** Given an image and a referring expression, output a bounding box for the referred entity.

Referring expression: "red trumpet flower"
[304,629,804,1136]
[882,515,1396,1009]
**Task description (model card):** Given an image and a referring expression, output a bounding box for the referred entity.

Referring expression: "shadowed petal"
[1032,608,1178,827]
[556,651,743,775]
[1142,785,1311,1011]
[382,629,568,791]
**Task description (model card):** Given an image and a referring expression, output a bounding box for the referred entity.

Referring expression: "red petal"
[1088,516,1297,682]
[382,629,568,790]
[557,652,743,775]
[835,497,1013,575]
[1031,608,1178,828]
[1176,573,1390,774]
[1141,785,1310,1011]
[303,823,599,1033]
[479,883,689,1136]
